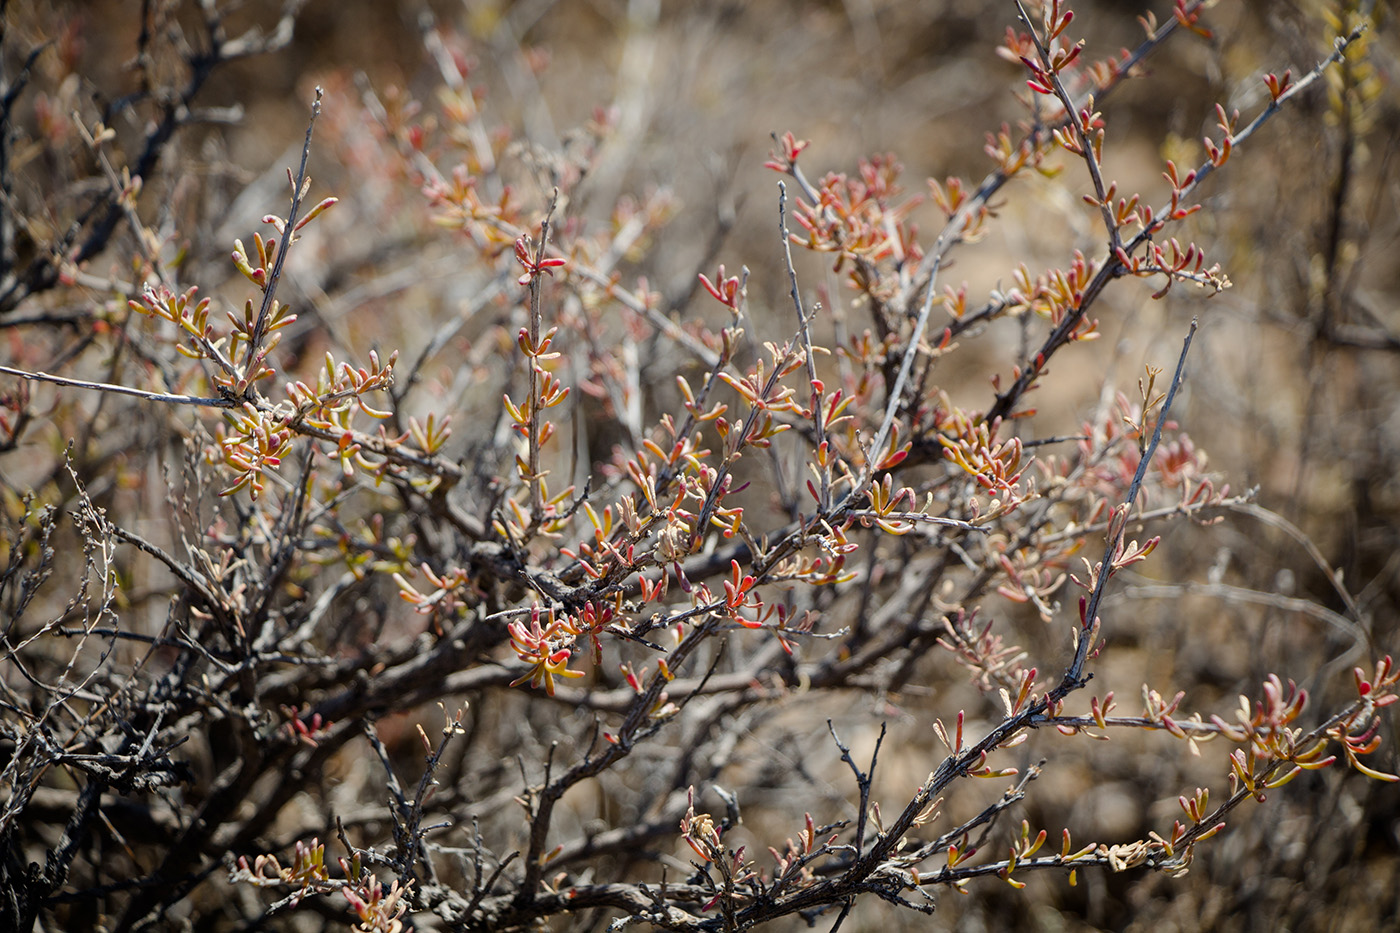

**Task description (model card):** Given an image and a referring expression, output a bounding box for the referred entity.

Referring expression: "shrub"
[1,1,1396,930]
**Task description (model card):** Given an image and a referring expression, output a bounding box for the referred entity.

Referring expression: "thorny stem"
[986,25,1366,425]
[772,182,884,535]
[1172,26,1368,213]
[841,318,1197,891]
[1016,0,1121,255]
[244,86,322,375]
[1070,318,1195,678]
[779,183,827,469]
[1158,703,1376,869]
[526,188,562,533]
[688,332,798,552]
[833,251,942,515]
[895,0,1212,315]
[828,720,885,854]
[514,613,724,909]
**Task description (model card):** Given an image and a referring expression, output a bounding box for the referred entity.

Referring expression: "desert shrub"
[1,1,1397,931]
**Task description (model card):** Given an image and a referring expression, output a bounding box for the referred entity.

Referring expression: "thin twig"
[0,364,233,407]
[1069,317,1198,683]
[245,86,323,367]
